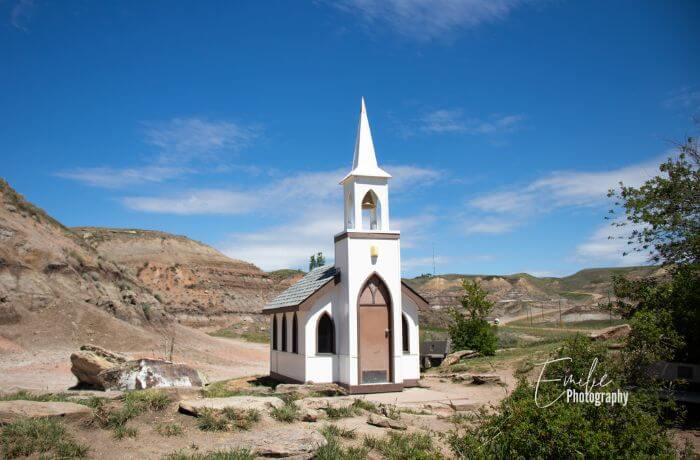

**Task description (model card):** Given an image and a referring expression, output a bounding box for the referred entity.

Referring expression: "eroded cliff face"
[0,179,170,352]
[73,227,301,329]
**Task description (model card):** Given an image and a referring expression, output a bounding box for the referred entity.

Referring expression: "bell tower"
[334,98,403,386]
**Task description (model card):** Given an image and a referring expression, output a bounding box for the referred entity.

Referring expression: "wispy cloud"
[421,110,524,135]
[220,208,340,270]
[122,165,443,215]
[10,0,33,31]
[143,117,259,164]
[55,166,188,189]
[57,117,260,188]
[462,217,519,235]
[469,157,663,218]
[331,0,528,41]
[574,222,649,266]
[664,86,700,111]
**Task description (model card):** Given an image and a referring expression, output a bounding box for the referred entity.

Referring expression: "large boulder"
[97,359,207,391]
[70,345,126,388]
[0,401,92,424]
[297,396,356,411]
[275,383,346,397]
[589,324,631,342]
[441,350,479,367]
[179,396,285,416]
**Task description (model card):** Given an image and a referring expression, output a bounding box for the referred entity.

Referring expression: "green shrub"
[165,448,255,460]
[321,424,357,439]
[122,389,171,412]
[351,399,377,413]
[197,409,229,431]
[448,315,497,356]
[447,335,676,459]
[363,432,440,460]
[222,408,260,430]
[156,422,184,437]
[315,436,368,460]
[113,425,138,440]
[0,418,88,459]
[271,400,300,423]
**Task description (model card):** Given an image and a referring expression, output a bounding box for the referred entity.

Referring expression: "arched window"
[402,314,410,353]
[281,314,288,352]
[361,190,381,230]
[317,312,335,354]
[292,313,299,354]
[272,315,278,351]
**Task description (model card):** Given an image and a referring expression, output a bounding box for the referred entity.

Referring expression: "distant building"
[263,99,428,393]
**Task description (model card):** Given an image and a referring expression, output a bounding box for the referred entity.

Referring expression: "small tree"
[448,280,497,356]
[308,252,326,271]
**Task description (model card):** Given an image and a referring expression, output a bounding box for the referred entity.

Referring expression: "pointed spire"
[342,97,391,183]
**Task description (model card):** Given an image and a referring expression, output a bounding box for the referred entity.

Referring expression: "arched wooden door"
[358,275,392,384]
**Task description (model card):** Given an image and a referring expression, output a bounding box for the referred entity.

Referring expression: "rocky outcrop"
[179,396,285,416]
[589,324,631,341]
[0,401,92,423]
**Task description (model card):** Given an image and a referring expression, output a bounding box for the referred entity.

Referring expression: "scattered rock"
[97,358,207,391]
[0,401,92,424]
[448,399,477,411]
[471,374,503,385]
[441,350,479,367]
[301,408,327,422]
[297,396,355,411]
[275,382,346,397]
[367,413,407,430]
[589,324,631,341]
[179,396,285,416]
[215,427,326,458]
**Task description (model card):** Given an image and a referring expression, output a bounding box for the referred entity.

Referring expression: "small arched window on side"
[281,314,288,352]
[402,314,410,353]
[292,313,299,354]
[361,190,381,230]
[317,312,335,354]
[272,315,278,351]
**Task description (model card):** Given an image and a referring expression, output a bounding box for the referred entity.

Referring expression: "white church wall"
[401,295,421,381]
[303,291,340,384]
[344,235,403,384]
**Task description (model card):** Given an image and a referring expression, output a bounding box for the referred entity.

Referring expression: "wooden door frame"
[356,273,394,385]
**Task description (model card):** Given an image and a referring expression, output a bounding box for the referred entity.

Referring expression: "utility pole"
[558,298,562,328]
[432,244,436,276]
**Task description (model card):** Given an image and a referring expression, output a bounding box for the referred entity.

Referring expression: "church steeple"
[342,97,391,183]
[341,98,392,232]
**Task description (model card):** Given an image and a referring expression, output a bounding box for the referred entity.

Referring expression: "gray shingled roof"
[264,265,337,310]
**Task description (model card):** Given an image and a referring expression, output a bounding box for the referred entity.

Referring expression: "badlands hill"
[72,227,301,329]
[403,266,660,327]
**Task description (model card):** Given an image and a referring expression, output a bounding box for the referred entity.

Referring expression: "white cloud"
[332,0,527,41]
[463,217,519,235]
[122,165,443,216]
[220,208,341,271]
[55,166,187,189]
[575,222,649,266]
[421,110,524,135]
[57,117,260,189]
[143,117,259,164]
[469,157,663,216]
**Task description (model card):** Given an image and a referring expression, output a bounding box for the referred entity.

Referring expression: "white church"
[263,98,427,393]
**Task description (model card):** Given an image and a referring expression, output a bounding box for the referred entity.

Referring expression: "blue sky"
[2,1,699,277]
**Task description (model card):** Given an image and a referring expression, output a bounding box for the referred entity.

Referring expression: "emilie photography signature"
[534,357,629,408]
